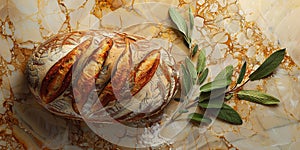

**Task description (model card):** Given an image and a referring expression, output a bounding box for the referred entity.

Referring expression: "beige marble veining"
[0,0,299,149]
[239,0,300,67]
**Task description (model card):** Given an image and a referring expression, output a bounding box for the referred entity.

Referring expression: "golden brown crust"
[91,50,160,121]
[40,38,93,104]
[29,31,178,123]
[74,38,113,111]
[91,50,161,119]
[90,39,133,111]
[131,50,161,95]
[34,31,84,59]
[110,38,133,100]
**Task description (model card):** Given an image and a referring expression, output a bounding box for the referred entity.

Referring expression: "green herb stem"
[169,7,284,126]
[227,78,250,94]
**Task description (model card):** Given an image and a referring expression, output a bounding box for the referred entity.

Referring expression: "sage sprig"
[214,65,234,81]
[249,49,286,81]
[169,7,188,37]
[192,44,199,57]
[237,90,280,105]
[181,64,193,95]
[199,88,226,102]
[197,68,208,85]
[237,62,247,84]
[196,49,206,74]
[169,8,285,126]
[169,7,193,48]
[216,104,243,125]
[200,79,231,92]
[185,58,197,83]
[188,113,212,124]
[199,101,242,125]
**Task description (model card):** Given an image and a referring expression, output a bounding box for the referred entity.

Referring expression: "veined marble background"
[0,0,300,149]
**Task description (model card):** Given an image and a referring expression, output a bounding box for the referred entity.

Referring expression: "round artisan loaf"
[26,30,179,124]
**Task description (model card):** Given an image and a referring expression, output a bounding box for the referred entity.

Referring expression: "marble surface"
[0,0,300,149]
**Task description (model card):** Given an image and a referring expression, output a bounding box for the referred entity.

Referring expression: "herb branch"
[169,7,286,125]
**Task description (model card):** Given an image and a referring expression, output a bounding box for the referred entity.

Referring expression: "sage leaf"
[169,7,188,37]
[199,87,226,102]
[199,100,225,109]
[197,68,208,85]
[192,45,198,57]
[188,113,212,124]
[237,62,247,84]
[199,102,242,125]
[185,58,197,83]
[200,79,231,92]
[217,104,243,125]
[197,50,206,74]
[181,64,192,95]
[214,65,234,81]
[189,7,194,36]
[237,90,280,105]
[249,49,286,81]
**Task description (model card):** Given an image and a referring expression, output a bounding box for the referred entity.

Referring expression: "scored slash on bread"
[40,38,93,104]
